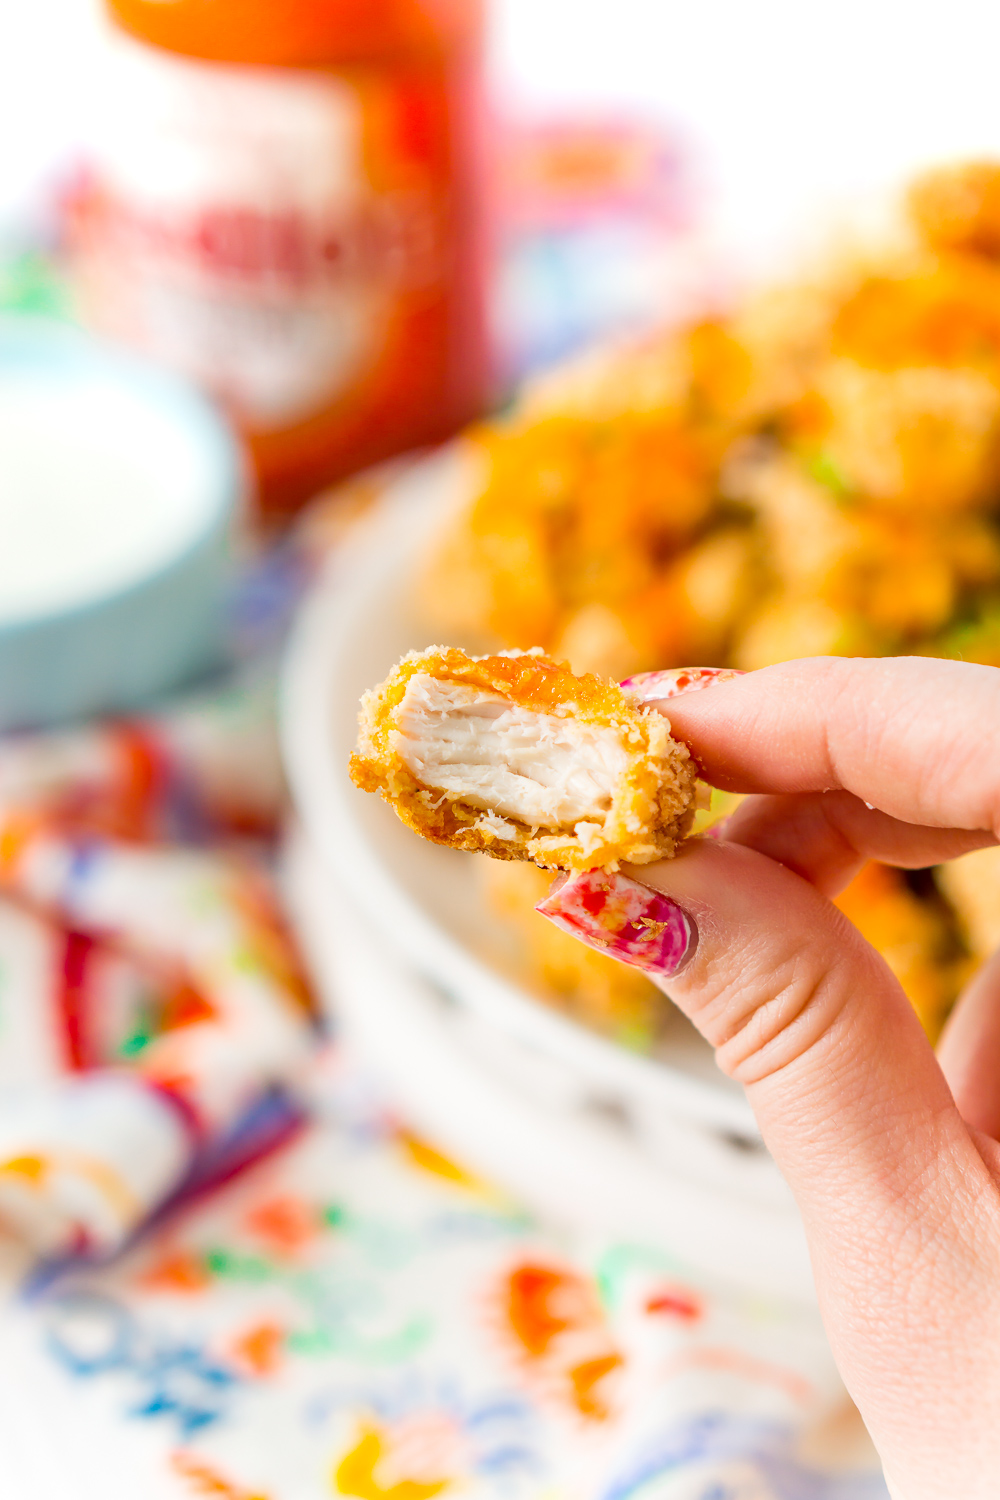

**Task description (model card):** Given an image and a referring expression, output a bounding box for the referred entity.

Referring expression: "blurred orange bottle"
[68,0,488,518]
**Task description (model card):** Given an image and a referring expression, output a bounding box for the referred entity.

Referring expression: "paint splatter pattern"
[0,1056,888,1500]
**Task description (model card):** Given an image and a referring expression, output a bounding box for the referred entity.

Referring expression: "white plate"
[280,445,815,1302]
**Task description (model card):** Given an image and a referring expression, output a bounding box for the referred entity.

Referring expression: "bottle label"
[68,34,442,429]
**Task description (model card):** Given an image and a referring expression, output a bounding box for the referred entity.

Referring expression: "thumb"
[535,840,998,1313]
[536,838,1000,1498]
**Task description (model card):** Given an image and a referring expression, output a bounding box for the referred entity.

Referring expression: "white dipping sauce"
[0,372,215,625]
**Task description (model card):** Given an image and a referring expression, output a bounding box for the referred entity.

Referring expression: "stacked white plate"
[281,445,815,1304]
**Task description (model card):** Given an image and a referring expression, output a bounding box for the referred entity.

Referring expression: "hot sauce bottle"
[67,0,488,518]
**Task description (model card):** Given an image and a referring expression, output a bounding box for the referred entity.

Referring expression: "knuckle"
[719,963,846,1086]
[681,926,873,1087]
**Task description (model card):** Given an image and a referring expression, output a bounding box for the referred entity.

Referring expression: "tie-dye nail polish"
[620,667,745,703]
[535,867,693,977]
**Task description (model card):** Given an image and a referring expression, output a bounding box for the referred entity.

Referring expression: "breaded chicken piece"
[835,862,963,1041]
[936,845,1000,962]
[349,647,696,872]
[908,161,1000,257]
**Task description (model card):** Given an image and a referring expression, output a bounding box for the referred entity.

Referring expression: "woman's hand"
[535,656,1000,1500]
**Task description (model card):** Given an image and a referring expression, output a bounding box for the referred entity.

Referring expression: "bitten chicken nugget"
[349,647,696,872]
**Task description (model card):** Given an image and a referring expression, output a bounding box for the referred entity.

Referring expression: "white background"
[4,0,1000,265]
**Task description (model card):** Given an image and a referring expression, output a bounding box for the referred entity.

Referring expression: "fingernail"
[620,667,745,703]
[535,868,694,978]
[705,817,730,841]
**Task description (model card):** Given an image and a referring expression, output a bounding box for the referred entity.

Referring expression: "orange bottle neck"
[106,0,480,68]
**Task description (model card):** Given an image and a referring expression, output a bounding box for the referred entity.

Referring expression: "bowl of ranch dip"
[0,317,244,729]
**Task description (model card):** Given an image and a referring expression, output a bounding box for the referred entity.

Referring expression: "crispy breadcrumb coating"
[350,647,696,872]
[908,161,1000,258]
[371,157,1000,1043]
[834,862,965,1042]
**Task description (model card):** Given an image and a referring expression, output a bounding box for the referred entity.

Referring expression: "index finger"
[642,656,1000,837]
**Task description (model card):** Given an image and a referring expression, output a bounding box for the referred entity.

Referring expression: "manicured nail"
[535,868,694,978]
[620,667,745,703]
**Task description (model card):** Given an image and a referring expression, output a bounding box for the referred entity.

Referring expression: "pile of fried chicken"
[416,161,1000,1050]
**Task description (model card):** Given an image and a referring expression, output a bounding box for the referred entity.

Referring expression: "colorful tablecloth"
[0,1044,888,1500]
[0,491,887,1498]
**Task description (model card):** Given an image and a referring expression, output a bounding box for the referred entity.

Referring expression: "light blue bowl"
[0,318,244,730]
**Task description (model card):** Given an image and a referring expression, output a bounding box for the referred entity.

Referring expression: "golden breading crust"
[349,647,696,872]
